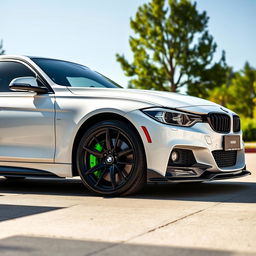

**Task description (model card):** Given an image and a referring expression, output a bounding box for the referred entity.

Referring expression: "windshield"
[31,58,122,88]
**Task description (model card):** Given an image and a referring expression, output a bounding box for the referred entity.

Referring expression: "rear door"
[0,60,55,163]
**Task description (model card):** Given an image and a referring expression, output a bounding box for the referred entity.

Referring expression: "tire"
[76,120,146,196]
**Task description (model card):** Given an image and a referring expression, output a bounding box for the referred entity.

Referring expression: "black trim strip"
[0,160,70,165]
[0,166,59,177]
[147,169,251,182]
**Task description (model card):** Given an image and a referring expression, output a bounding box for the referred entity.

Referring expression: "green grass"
[245,142,256,149]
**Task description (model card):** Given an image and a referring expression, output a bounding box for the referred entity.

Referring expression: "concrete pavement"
[0,154,255,256]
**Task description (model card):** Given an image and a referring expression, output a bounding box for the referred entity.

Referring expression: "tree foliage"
[116,0,226,97]
[209,62,256,119]
[228,62,256,119]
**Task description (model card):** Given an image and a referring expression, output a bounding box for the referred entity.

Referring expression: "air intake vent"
[208,113,231,133]
[233,115,241,132]
[168,149,196,167]
[212,150,237,168]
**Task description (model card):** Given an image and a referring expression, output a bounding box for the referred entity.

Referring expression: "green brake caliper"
[89,142,103,178]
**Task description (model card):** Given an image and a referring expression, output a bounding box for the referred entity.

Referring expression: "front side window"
[32,58,122,89]
[0,61,36,92]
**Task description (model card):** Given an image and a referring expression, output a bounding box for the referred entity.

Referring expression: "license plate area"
[223,135,241,151]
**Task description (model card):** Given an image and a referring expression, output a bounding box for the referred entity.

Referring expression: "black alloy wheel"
[76,120,146,196]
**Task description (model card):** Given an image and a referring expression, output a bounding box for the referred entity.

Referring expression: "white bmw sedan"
[0,55,250,196]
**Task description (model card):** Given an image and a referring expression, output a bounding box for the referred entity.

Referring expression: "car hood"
[68,87,221,111]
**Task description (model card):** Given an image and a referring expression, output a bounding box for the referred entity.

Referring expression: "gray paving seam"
[84,191,250,256]
[130,189,252,239]
[85,243,123,256]
[82,203,221,256]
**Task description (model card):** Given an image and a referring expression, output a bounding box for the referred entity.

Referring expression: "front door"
[0,61,55,163]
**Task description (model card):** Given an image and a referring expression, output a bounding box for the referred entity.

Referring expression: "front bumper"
[125,109,247,179]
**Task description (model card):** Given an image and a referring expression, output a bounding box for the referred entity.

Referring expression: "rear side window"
[0,61,35,92]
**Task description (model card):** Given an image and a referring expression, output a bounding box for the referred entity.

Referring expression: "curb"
[245,148,256,153]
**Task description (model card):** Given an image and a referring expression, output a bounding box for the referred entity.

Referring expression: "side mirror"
[9,77,48,94]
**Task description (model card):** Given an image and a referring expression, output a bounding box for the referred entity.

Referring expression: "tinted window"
[32,58,122,88]
[0,61,35,92]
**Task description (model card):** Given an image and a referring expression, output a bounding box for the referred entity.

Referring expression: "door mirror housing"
[9,77,48,94]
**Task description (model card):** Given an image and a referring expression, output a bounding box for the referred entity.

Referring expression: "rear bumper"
[147,169,251,183]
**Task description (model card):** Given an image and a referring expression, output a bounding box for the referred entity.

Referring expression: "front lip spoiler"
[148,170,251,183]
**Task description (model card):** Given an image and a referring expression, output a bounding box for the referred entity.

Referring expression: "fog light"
[168,149,196,167]
[171,150,179,162]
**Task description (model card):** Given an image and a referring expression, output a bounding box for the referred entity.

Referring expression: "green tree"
[227,62,256,118]
[0,40,5,55]
[208,62,256,119]
[116,0,226,97]
[207,66,236,106]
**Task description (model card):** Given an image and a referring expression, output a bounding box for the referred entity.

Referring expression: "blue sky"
[0,0,255,87]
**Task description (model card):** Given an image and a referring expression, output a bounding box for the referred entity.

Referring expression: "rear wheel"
[76,120,146,196]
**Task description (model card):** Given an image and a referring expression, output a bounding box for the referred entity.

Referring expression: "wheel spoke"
[117,148,133,158]
[110,165,116,189]
[84,147,103,158]
[95,168,107,186]
[105,128,112,151]
[85,163,105,176]
[93,136,105,150]
[113,131,120,151]
[117,160,134,165]
[116,165,128,181]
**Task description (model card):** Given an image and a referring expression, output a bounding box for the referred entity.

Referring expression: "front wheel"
[76,120,146,196]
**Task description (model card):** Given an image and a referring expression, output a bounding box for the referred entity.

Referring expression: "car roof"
[0,55,88,68]
[0,54,30,60]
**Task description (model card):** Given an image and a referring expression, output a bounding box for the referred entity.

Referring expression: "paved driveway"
[0,154,255,256]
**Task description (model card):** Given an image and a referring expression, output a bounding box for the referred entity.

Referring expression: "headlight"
[142,108,202,127]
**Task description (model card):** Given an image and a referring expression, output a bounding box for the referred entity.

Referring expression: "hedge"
[241,118,256,142]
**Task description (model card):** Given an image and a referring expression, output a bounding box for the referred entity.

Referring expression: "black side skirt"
[0,166,59,178]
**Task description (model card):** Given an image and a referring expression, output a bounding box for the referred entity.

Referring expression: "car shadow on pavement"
[0,177,255,203]
[0,177,87,196]
[0,236,254,256]
[134,181,256,203]
[0,204,63,222]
